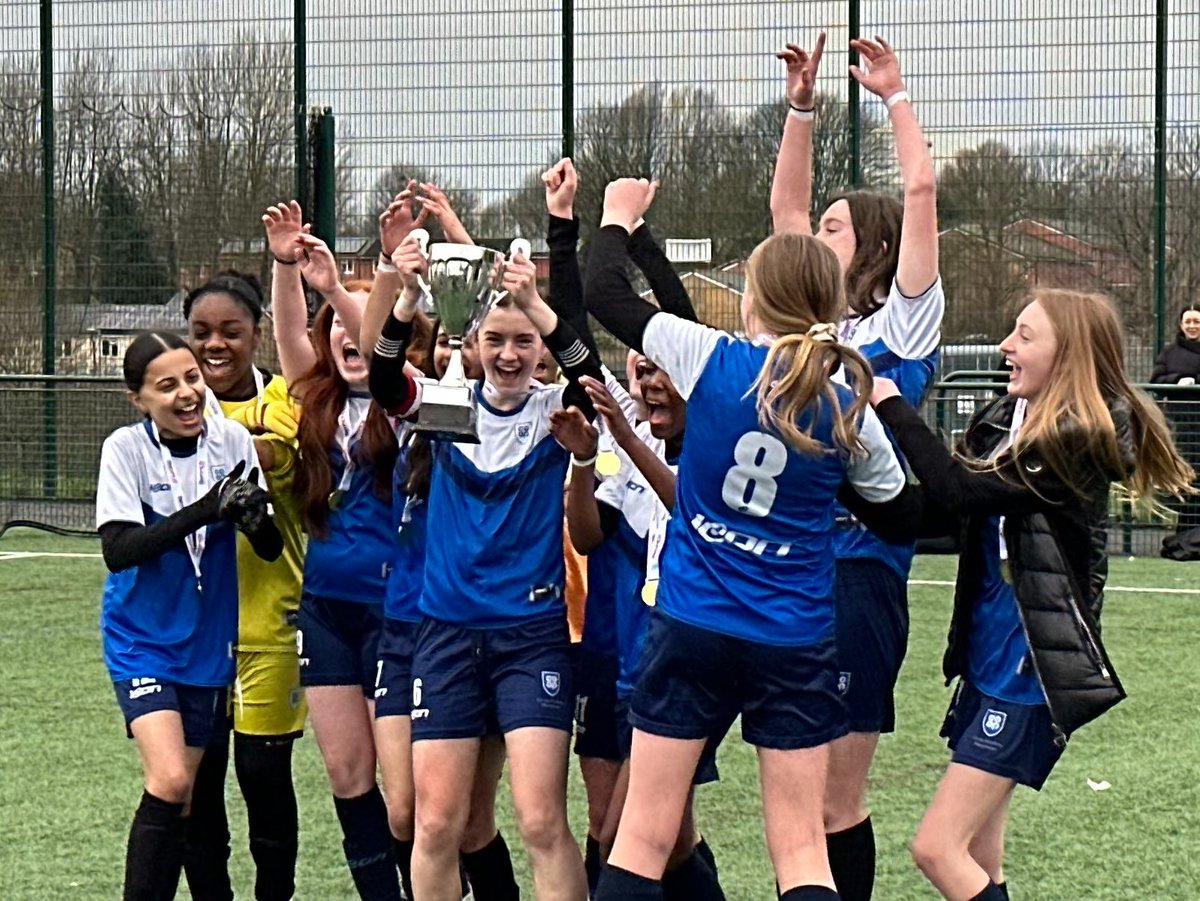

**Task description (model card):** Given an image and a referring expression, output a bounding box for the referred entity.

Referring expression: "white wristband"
[571,452,598,468]
[884,90,910,110]
[377,255,397,273]
[788,105,815,122]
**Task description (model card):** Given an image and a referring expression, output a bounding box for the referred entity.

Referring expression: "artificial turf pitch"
[2,530,1198,899]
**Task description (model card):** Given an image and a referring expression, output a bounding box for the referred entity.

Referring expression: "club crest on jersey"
[837,672,852,695]
[982,709,1007,738]
[212,466,229,480]
[516,422,532,443]
[541,670,561,697]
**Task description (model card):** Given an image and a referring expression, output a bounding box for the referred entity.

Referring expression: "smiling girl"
[97,332,281,901]
[181,272,306,901]
[869,289,1193,900]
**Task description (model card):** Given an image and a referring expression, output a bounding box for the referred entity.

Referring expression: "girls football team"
[97,32,1193,901]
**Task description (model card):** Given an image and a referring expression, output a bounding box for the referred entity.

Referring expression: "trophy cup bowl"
[413,241,505,443]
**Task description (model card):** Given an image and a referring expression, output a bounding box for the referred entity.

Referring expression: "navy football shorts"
[410,613,574,741]
[631,608,847,752]
[615,693,727,785]
[572,646,622,762]
[297,593,385,697]
[113,679,229,749]
[945,681,1065,791]
[833,558,910,734]
[373,616,419,719]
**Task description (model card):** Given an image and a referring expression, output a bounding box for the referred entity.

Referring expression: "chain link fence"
[2,1,1199,549]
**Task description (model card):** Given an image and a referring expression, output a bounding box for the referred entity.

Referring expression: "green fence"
[2,1,1199,548]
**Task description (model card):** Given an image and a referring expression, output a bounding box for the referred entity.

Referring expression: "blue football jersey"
[834,278,944,577]
[383,431,426,623]
[96,417,259,686]
[419,381,570,627]
[302,397,395,604]
[642,315,907,646]
[967,517,1043,705]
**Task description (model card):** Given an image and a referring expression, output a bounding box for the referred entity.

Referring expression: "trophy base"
[413,383,479,443]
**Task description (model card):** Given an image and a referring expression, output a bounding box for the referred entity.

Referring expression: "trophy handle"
[508,238,532,260]
[408,228,433,299]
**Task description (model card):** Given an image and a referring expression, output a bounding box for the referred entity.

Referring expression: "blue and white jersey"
[383,428,426,623]
[96,416,259,687]
[420,380,570,627]
[595,420,666,694]
[967,517,1043,705]
[643,314,907,646]
[302,396,395,604]
[835,277,944,577]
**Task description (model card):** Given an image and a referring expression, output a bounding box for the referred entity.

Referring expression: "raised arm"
[295,233,364,355]
[262,201,314,387]
[362,185,428,361]
[548,405,620,553]
[627,221,697,322]
[503,255,604,418]
[582,374,678,510]
[542,158,600,357]
[416,182,474,246]
[851,36,938,294]
[769,32,825,235]
[367,235,428,418]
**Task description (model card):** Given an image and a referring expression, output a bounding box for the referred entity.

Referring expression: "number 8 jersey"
[643,314,907,646]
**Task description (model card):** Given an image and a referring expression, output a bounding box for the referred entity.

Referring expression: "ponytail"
[752,324,874,457]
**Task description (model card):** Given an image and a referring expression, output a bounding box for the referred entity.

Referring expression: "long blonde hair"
[747,234,874,456]
[1004,289,1193,501]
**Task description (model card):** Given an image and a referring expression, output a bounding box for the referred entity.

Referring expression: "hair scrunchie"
[806,322,838,343]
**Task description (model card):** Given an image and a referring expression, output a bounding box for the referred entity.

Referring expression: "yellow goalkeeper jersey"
[218,371,305,653]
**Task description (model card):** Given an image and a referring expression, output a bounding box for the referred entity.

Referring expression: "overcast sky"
[3,0,1199,210]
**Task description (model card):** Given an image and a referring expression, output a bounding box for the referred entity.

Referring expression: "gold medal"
[640,579,658,607]
[596,450,621,477]
[328,489,344,510]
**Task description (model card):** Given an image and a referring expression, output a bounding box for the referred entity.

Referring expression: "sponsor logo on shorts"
[542,670,561,698]
[129,677,162,701]
[296,630,309,668]
[837,672,852,695]
[982,709,1008,738]
[411,677,429,719]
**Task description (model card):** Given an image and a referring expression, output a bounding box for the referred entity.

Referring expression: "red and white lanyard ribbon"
[151,421,211,586]
[334,397,369,495]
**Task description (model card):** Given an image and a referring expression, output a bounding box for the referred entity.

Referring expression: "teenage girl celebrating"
[264,202,404,900]
[98,332,281,901]
[368,234,604,901]
[869,289,1192,901]
[771,34,942,900]
[586,178,919,901]
[181,272,306,901]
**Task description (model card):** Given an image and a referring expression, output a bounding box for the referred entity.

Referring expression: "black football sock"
[585,834,603,895]
[461,831,520,901]
[779,887,840,901]
[662,847,726,901]
[694,835,718,876]
[125,791,186,901]
[333,786,402,901]
[826,816,875,901]
[234,733,299,901]
[183,738,234,901]
[968,883,1008,901]
[391,837,414,900]
[594,864,663,901]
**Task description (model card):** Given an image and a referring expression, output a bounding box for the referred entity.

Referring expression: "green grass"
[2,530,1199,899]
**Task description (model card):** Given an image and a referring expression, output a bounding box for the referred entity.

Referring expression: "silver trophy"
[411,232,507,443]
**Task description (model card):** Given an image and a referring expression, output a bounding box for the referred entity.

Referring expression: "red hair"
[292,300,398,538]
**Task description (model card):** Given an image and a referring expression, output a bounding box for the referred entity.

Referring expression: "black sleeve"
[1150,349,1174,384]
[875,396,1068,516]
[597,498,621,540]
[543,316,604,420]
[369,313,421,416]
[583,225,661,353]
[99,499,218,572]
[628,223,697,322]
[547,214,600,358]
[835,481,924,544]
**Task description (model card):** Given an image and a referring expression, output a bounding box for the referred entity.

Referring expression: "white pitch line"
[909,578,1200,596]
[0,551,103,560]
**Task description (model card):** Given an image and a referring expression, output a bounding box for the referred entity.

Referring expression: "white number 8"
[721,431,788,518]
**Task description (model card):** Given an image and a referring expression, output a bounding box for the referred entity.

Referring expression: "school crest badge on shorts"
[837,672,852,695]
[982,708,1007,738]
[541,670,561,697]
